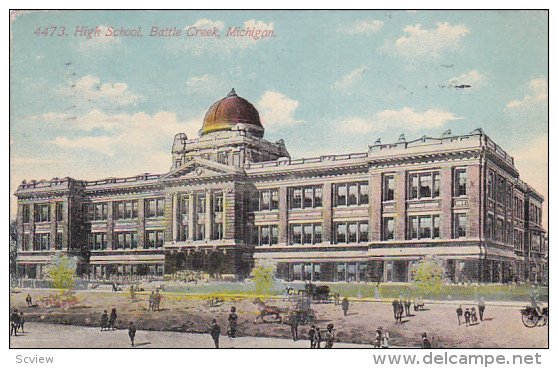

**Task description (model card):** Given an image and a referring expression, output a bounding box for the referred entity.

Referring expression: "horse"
[253,298,283,323]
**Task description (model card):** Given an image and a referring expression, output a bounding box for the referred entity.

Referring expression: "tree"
[9,220,18,276]
[251,261,276,295]
[45,253,77,290]
[410,256,446,299]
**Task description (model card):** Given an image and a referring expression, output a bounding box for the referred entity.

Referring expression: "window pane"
[261,190,271,211]
[359,222,369,242]
[419,216,432,239]
[336,184,347,206]
[336,223,347,243]
[348,184,358,206]
[303,224,313,244]
[314,225,322,244]
[419,173,432,198]
[433,172,441,197]
[314,186,322,208]
[271,190,279,210]
[291,188,302,209]
[410,174,418,199]
[348,222,358,242]
[261,226,270,245]
[271,226,278,244]
[292,224,302,244]
[433,216,440,238]
[304,187,313,208]
[359,183,369,204]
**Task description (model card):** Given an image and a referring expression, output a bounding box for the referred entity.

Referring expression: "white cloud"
[339,107,463,133]
[392,22,470,58]
[332,66,368,92]
[505,77,548,110]
[78,25,122,51]
[256,91,301,128]
[449,70,487,87]
[340,20,384,35]
[57,75,141,107]
[185,74,225,95]
[180,19,274,56]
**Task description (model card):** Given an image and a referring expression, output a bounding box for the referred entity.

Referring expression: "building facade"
[14,89,547,283]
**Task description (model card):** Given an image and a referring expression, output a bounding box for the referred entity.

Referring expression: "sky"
[9,10,548,228]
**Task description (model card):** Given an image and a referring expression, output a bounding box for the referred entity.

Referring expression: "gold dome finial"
[227,88,237,97]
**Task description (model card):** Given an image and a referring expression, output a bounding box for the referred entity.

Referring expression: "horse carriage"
[253,295,316,325]
[286,295,316,325]
[520,306,548,328]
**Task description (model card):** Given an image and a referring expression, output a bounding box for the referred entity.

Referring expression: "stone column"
[137,199,146,248]
[223,187,235,240]
[369,173,382,241]
[16,203,24,251]
[440,167,453,239]
[278,186,288,244]
[164,194,173,243]
[188,193,194,240]
[107,202,114,250]
[172,193,178,241]
[29,203,35,251]
[395,170,407,240]
[322,183,332,243]
[205,190,212,240]
[468,164,481,239]
[50,202,57,251]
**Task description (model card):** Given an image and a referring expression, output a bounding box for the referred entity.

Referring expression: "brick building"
[14,89,547,283]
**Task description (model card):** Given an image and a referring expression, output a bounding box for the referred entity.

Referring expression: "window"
[22,205,30,223]
[87,203,108,221]
[145,198,165,218]
[455,169,467,197]
[383,175,395,201]
[454,213,467,238]
[55,233,63,250]
[89,232,108,250]
[289,223,322,245]
[486,214,494,239]
[196,224,205,240]
[34,233,50,251]
[56,202,64,222]
[212,223,224,240]
[145,230,164,249]
[257,225,279,246]
[289,186,322,209]
[114,201,138,220]
[213,193,224,213]
[217,151,229,165]
[291,224,302,244]
[34,204,51,223]
[115,232,138,249]
[408,215,440,240]
[22,234,30,251]
[487,170,495,199]
[333,221,369,244]
[495,218,504,242]
[334,182,369,206]
[179,196,189,241]
[408,172,440,200]
[255,189,278,211]
[196,194,206,214]
[383,217,395,240]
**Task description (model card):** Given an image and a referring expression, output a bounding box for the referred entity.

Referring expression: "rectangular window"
[408,215,440,240]
[213,193,224,213]
[334,221,369,244]
[433,172,441,198]
[455,169,467,197]
[337,263,346,282]
[336,184,347,206]
[314,224,322,244]
[34,233,50,251]
[409,171,440,199]
[348,222,358,242]
[22,234,30,251]
[359,222,369,243]
[145,230,164,249]
[217,151,229,165]
[271,226,279,244]
[383,217,395,240]
[454,213,467,238]
[487,171,494,200]
[196,224,205,240]
[196,194,206,214]
[22,205,30,223]
[347,183,358,206]
[114,201,138,220]
[56,202,63,222]
[383,175,395,201]
[271,190,280,210]
[55,233,63,250]
[334,181,369,206]
[290,224,302,244]
[289,186,322,209]
[336,223,347,243]
[486,214,494,239]
[419,173,432,198]
[34,204,51,223]
[145,198,165,218]
[256,225,279,246]
[260,225,270,245]
[303,224,313,244]
[254,189,278,211]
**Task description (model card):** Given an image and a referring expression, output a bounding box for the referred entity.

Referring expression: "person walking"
[148,291,155,311]
[128,322,136,346]
[308,325,316,348]
[456,305,463,325]
[289,313,299,341]
[421,333,431,348]
[100,310,109,331]
[381,328,390,348]
[315,327,322,348]
[396,302,404,323]
[374,282,381,301]
[471,307,478,324]
[464,308,471,327]
[392,299,399,320]
[324,324,335,348]
[10,309,20,336]
[109,308,117,330]
[130,286,136,302]
[25,294,32,307]
[478,299,486,321]
[334,293,340,306]
[227,306,238,338]
[210,318,221,348]
[405,299,412,316]
[341,297,349,317]
[154,290,162,311]
[374,327,383,348]
[18,312,25,333]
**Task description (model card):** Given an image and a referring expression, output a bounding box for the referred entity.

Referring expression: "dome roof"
[200,89,264,137]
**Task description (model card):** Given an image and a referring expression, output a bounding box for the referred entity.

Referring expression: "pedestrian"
[10,309,20,336]
[421,333,431,348]
[392,299,399,320]
[128,322,136,346]
[464,308,471,327]
[148,291,155,311]
[382,328,390,348]
[308,325,316,348]
[396,302,404,323]
[315,327,322,348]
[456,305,463,325]
[334,293,340,306]
[210,318,221,348]
[26,294,32,307]
[478,298,486,321]
[405,299,412,316]
[130,286,136,302]
[100,310,109,331]
[227,306,238,338]
[289,313,299,341]
[324,324,335,348]
[471,307,478,324]
[374,327,383,348]
[109,308,117,330]
[341,297,349,316]
[18,312,25,333]
[374,282,381,301]
[154,290,162,311]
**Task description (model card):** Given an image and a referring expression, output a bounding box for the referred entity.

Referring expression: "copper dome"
[200,89,264,137]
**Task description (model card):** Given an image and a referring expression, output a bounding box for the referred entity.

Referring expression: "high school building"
[14,89,547,283]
